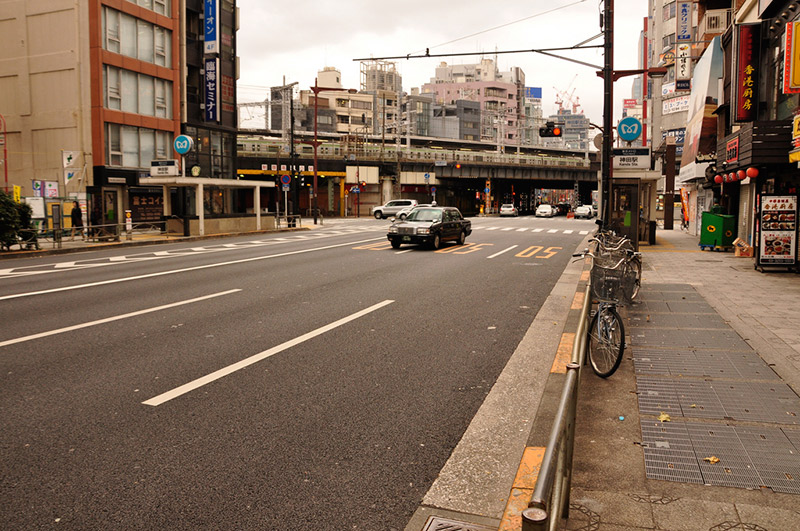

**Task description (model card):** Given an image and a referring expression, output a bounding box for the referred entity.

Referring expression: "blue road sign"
[431,186,437,194]
[280,174,291,185]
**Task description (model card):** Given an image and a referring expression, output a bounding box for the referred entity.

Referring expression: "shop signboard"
[757,194,798,268]
[676,43,692,85]
[676,2,692,41]
[734,24,760,121]
[203,0,218,54]
[204,57,219,122]
[784,21,800,94]
[663,95,690,114]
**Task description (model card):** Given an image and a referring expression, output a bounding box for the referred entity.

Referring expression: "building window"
[102,7,172,67]
[106,123,172,168]
[662,1,676,21]
[104,65,172,117]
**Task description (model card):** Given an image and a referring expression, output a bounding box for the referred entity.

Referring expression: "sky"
[235,0,648,127]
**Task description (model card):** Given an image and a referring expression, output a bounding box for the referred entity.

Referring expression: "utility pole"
[601,0,614,227]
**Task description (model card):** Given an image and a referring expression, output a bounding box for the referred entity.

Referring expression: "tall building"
[421,59,525,147]
[546,109,590,151]
[0,0,239,227]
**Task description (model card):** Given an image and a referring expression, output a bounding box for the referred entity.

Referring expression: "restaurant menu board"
[758,194,797,266]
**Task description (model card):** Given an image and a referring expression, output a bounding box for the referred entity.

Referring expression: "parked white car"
[535,204,556,217]
[574,205,594,219]
[395,203,431,220]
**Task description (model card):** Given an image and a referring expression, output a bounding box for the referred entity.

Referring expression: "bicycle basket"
[590,259,625,303]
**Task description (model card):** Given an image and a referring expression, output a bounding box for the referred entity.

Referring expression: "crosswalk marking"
[563,230,574,234]
[547,229,558,233]
[580,230,589,235]
[501,227,513,231]
[486,227,499,231]
[516,228,528,232]
[532,228,544,233]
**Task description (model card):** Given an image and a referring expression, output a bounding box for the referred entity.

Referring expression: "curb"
[496,258,592,530]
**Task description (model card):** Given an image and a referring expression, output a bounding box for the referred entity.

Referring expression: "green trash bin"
[699,212,736,250]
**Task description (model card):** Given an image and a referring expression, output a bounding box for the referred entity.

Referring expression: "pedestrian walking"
[70,201,84,240]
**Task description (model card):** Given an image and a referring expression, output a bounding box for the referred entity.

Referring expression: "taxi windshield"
[406,208,442,222]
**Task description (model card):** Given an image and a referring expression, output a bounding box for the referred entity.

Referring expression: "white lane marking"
[486,227,499,231]
[532,228,544,233]
[0,237,384,301]
[516,228,528,232]
[501,228,513,231]
[564,230,574,234]
[487,245,518,259]
[471,226,484,230]
[395,250,413,254]
[53,262,77,268]
[580,230,589,235]
[143,299,395,406]
[547,229,558,233]
[0,290,241,348]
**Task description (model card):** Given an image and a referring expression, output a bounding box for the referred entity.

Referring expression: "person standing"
[70,201,84,240]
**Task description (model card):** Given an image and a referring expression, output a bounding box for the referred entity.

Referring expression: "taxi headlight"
[417,227,430,235]
[388,226,398,234]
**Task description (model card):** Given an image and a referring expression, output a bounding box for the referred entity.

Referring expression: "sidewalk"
[0,222,317,260]
[566,229,800,530]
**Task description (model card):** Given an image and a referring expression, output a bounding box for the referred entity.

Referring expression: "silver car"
[395,203,431,220]
[371,199,418,219]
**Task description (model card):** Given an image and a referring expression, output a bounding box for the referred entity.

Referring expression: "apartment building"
[421,59,525,146]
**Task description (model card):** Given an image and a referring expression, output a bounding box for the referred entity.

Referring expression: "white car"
[499,204,519,217]
[535,204,556,217]
[574,205,594,219]
[371,199,418,219]
[395,203,431,220]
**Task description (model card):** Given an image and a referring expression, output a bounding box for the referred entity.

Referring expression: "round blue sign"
[280,174,291,185]
[174,135,194,155]
[617,117,642,142]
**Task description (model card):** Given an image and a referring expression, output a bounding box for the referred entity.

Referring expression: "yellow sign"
[784,22,800,93]
[13,185,21,202]
[794,114,800,139]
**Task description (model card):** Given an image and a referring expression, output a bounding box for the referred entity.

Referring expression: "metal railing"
[4,221,175,251]
[522,282,592,531]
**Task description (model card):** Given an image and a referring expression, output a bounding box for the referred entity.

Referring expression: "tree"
[0,191,37,251]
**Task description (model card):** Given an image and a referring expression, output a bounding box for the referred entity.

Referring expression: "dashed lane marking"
[487,245,518,259]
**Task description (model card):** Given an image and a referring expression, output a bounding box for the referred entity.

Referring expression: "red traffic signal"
[539,121,563,137]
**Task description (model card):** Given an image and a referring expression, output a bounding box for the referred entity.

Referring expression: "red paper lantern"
[737,170,746,180]
[714,175,723,184]
[746,167,759,178]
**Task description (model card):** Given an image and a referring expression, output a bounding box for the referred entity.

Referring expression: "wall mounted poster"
[757,194,797,268]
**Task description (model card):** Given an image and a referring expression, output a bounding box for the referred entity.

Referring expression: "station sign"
[613,147,650,169]
[150,159,179,177]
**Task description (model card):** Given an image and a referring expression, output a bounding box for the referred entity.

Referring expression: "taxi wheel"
[458,231,466,245]
[431,234,441,250]
[390,240,401,249]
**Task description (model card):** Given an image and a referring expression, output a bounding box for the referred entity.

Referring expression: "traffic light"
[539,121,562,137]
[360,181,366,189]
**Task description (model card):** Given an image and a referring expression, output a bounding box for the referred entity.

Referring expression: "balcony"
[717,120,791,169]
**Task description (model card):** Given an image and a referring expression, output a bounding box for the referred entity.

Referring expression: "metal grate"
[421,516,496,531]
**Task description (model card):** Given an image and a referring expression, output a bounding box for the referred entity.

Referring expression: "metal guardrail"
[5,221,175,251]
[275,214,303,229]
[522,283,592,531]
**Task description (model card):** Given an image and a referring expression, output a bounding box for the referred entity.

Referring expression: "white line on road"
[515,228,528,232]
[564,230,574,234]
[487,245,518,259]
[580,230,589,235]
[501,228,513,231]
[486,227,499,231]
[547,229,558,233]
[0,237,384,301]
[532,228,544,233]
[142,299,395,406]
[0,289,242,348]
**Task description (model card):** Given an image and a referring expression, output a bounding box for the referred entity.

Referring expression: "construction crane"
[553,74,582,114]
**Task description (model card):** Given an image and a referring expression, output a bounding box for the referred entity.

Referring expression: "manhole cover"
[422,516,496,531]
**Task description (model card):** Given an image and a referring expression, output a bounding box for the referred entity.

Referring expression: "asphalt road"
[0,215,595,530]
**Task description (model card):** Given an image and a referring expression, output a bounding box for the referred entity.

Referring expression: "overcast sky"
[236,0,648,126]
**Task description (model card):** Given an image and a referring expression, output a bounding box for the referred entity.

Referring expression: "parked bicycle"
[573,245,639,378]
[589,235,642,302]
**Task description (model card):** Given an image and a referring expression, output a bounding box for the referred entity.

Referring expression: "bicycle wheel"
[624,257,642,301]
[588,306,625,378]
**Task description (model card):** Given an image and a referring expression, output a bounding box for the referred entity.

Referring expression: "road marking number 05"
[515,246,562,259]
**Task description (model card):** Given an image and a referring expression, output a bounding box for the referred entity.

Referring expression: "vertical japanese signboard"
[205,57,219,122]
[757,194,798,268]
[784,21,800,94]
[204,0,218,54]
[734,24,760,121]
[676,2,692,42]
[676,43,692,91]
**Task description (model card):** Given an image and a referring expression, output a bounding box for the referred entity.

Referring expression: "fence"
[522,283,591,531]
